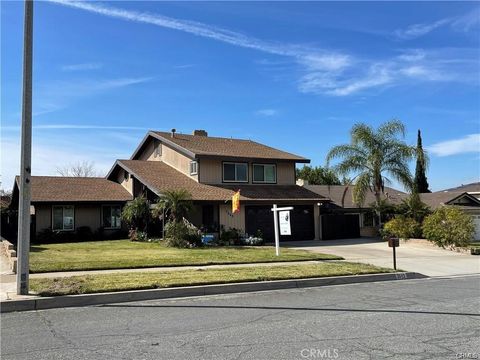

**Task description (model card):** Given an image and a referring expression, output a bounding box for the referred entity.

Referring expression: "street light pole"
[17,0,34,295]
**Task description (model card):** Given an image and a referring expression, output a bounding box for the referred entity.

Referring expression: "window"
[154,140,162,158]
[190,161,198,175]
[253,164,276,183]
[52,206,74,231]
[102,205,122,229]
[223,162,248,182]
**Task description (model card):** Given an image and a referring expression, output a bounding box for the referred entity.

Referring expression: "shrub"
[218,227,243,246]
[243,235,264,246]
[382,216,422,240]
[164,221,201,248]
[121,196,151,232]
[422,206,475,248]
[75,226,93,241]
[128,229,148,242]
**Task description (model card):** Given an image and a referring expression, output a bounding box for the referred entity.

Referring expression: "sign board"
[279,210,291,236]
[388,238,399,247]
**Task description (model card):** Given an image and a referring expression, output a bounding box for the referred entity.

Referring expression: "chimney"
[171,128,176,138]
[193,129,208,137]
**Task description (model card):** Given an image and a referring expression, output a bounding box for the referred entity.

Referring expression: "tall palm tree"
[326,120,416,224]
[154,189,194,223]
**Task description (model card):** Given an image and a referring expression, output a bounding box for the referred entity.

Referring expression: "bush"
[422,207,475,248]
[218,227,243,246]
[121,196,151,232]
[382,216,422,240]
[75,226,93,241]
[128,229,148,242]
[243,235,264,246]
[164,221,201,248]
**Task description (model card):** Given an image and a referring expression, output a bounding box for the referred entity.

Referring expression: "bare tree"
[56,161,100,177]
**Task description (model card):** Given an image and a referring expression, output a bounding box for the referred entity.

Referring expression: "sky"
[1,0,480,191]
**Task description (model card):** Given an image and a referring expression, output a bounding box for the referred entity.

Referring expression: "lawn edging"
[0,272,427,313]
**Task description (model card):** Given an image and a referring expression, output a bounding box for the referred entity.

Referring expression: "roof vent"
[193,129,208,137]
[171,128,176,138]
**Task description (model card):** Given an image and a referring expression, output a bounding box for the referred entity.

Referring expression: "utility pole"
[17,0,34,295]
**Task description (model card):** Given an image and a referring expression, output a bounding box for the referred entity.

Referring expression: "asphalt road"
[1,276,479,360]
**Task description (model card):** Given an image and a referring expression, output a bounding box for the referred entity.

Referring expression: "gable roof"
[304,185,407,209]
[420,191,480,209]
[131,131,310,162]
[14,176,133,203]
[111,160,324,202]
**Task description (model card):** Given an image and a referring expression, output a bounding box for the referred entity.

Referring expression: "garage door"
[321,214,360,240]
[473,215,480,241]
[245,205,315,242]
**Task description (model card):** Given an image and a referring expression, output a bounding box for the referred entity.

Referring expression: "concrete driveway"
[287,238,480,277]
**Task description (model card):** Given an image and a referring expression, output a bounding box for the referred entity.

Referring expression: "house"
[299,182,407,239]
[440,182,480,200]
[12,130,326,241]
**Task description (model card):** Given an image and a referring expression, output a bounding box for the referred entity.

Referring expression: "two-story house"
[12,129,326,241]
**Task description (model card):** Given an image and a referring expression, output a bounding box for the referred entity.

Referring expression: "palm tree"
[326,120,416,224]
[154,189,194,223]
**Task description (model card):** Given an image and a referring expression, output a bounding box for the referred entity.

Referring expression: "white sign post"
[271,204,293,256]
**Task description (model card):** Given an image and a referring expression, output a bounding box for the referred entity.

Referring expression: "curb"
[0,272,427,313]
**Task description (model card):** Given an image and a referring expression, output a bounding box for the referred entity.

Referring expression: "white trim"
[190,160,198,176]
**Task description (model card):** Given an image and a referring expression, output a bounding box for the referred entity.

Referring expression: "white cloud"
[395,8,480,40]
[48,1,479,97]
[61,62,103,71]
[255,109,278,117]
[428,134,480,156]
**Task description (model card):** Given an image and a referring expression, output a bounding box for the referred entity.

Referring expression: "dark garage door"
[246,205,315,242]
[321,214,360,240]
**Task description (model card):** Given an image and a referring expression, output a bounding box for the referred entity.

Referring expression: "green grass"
[29,240,342,273]
[30,262,391,296]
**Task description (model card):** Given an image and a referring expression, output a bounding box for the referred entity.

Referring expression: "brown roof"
[304,185,407,208]
[115,160,324,202]
[150,131,309,162]
[420,191,480,209]
[442,182,480,193]
[15,176,133,203]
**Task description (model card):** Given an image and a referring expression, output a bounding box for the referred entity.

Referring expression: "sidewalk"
[0,254,19,301]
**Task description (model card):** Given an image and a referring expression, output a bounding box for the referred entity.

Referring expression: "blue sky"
[2,1,479,191]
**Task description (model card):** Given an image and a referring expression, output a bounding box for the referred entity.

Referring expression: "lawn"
[30,262,391,296]
[29,240,342,273]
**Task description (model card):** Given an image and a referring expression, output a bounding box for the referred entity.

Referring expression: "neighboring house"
[12,130,326,241]
[440,182,480,200]
[11,177,132,237]
[299,182,407,239]
[419,190,480,241]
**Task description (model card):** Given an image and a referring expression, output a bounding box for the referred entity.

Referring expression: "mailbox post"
[388,237,399,270]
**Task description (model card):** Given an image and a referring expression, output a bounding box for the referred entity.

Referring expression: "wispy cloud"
[255,109,278,117]
[61,62,103,71]
[428,134,480,156]
[49,0,479,97]
[395,8,480,40]
[2,124,149,131]
[34,77,152,115]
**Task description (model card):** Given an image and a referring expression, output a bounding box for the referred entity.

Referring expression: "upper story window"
[102,205,122,229]
[52,205,74,231]
[190,161,198,175]
[253,164,277,183]
[223,162,248,182]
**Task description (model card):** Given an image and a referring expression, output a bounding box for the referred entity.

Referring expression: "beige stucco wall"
[199,159,296,185]
[161,144,198,180]
[116,169,133,194]
[219,204,245,232]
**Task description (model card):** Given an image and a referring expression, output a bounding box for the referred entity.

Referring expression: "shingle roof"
[15,176,133,203]
[442,182,480,193]
[304,185,407,208]
[116,160,324,202]
[151,131,310,162]
[420,191,480,209]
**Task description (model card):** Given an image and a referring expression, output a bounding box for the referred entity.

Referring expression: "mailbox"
[388,237,399,248]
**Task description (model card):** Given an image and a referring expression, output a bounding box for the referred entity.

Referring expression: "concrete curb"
[0,272,427,313]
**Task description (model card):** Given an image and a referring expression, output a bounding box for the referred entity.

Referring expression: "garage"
[245,205,315,242]
[321,214,360,240]
[472,214,480,241]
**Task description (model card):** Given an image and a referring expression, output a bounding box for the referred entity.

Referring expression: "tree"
[296,166,341,185]
[422,207,474,248]
[326,120,416,224]
[414,130,430,193]
[56,161,99,177]
[121,196,151,232]
[396,191,431,223]
[154,189,194,223]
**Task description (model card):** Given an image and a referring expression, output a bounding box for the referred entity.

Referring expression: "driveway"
[287,238,480,277]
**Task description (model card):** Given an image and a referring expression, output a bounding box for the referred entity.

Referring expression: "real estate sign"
[279,210,291,236]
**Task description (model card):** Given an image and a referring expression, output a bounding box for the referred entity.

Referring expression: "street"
[1,276,479,360]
